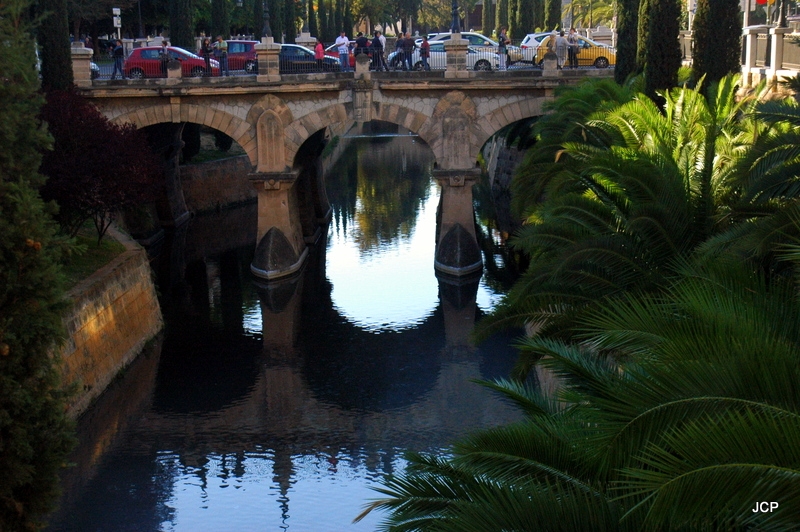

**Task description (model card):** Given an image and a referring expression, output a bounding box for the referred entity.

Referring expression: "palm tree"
[358,259,800,530]
[479,76,759,342]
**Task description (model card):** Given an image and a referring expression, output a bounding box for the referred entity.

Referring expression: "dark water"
[47,135,524,531]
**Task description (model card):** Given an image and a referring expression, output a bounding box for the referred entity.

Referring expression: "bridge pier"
[434,169,483,277]
[250,172,309,280]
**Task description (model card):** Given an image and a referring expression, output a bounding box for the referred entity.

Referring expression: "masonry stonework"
[60,230,163,417]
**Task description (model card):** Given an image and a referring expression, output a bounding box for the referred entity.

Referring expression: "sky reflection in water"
[47,135,520,532]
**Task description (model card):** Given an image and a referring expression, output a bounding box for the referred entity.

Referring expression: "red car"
[123,46,219,79]
[224,40,259,73]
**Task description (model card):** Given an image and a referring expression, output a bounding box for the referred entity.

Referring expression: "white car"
[426,31,524,64]
[387,42,500,71]
[520,32,550,63]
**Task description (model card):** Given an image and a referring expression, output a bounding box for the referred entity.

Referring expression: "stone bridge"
[80,63,612,278]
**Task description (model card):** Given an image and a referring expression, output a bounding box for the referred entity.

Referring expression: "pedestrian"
[402,32,416,71]
[159,40,169,77]
[498,26,510,71]
[394,34,405,70]
[314,38,325,72]
[567,28,579,69]
[214,35,229,76]
[335,30,351,72]
[371,30,386,71]
[111,39,125,79]
[201,37,213,76]
[555,30,568,69]
[419,35,431,71]
[354,32,369,58]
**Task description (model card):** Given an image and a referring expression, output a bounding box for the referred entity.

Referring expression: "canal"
[47,133,524,531]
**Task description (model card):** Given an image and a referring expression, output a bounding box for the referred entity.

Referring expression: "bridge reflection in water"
[46,135,526,531]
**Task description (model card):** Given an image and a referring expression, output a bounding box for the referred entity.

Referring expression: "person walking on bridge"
[371,30,387,71]
[402,32,416,71]
[111,39,125,79]
[335,31,352,72]
[214,35,229,76]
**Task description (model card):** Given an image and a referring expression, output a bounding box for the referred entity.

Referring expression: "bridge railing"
[742,25,800,86]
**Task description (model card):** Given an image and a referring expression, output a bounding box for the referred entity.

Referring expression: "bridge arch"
[107,103,257,166]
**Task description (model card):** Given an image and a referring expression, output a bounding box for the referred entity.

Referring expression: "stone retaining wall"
[61,228,163,417]
[180,155,256,213]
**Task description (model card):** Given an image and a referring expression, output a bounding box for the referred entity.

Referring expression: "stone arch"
[283,102,435,168]
[107,102,257,165]
[473,96,551,159]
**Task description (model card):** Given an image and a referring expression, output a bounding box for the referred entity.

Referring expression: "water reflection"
[47,134,523,532]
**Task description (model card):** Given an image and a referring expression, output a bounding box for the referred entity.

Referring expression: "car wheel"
[414,61,424,71]
[245,60,258,74]
[538,59,544,69]
[594,57,609,69]
[129,68,144,79]
[475,59,492,71]
[191,67,205,77]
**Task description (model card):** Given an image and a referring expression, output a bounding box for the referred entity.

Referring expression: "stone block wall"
[180,155,256,213]
[60,229,163,417]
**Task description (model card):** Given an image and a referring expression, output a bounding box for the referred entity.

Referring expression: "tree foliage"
[37,0,74,91]
[39,90,161,243]
[544,0,560,30]
[615,0,639,82]
[642,0,681,100]
[0,0,75,528]
[692,0,742,86]
[360,75,800,532]
[211,0,230,37]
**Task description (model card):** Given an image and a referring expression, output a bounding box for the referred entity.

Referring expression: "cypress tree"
[636,0,650,69]
[270,0,284,40]
[169,0,194,48]
[517,0,533,39]
[497,0,509,32]
[308,0,319,38]
[692,0,741,85]
[334,0,343,33]
[508,0,518,37]
[343,0,353,36]
[211,0,230,38]
[482,0,495,37]
[534,0,544,29]
[643,0,681,99]
[254,0,265,39]
[615,0,639,82]
[284,0,297,41]
[37,0,73,91]
[318,0,329,41]
[545,0,560,30]
[0,0,74,528]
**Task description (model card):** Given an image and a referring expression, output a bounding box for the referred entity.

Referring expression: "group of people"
[200,36,230,76]
[324,30,391,72]
[546,28,580,69]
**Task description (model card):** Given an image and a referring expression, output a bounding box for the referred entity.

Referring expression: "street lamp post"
[451,0,461,33]
[263,0,273,38]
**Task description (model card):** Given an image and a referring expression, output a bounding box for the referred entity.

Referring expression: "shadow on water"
[46,132,526,532]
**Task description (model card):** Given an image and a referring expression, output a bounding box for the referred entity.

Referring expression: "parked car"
[216,40,259,73]
[387,42,500,71]
[325,41,357,68]
[91,61,100,79]
[280,44,341,73]
[123,46,220,78]
[534,35,616,68]
[520,32,550,63]
[426,31,524,64]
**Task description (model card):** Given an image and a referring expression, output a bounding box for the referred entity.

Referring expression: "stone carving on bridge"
[350,79,374,123]
[257,110,287,173]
